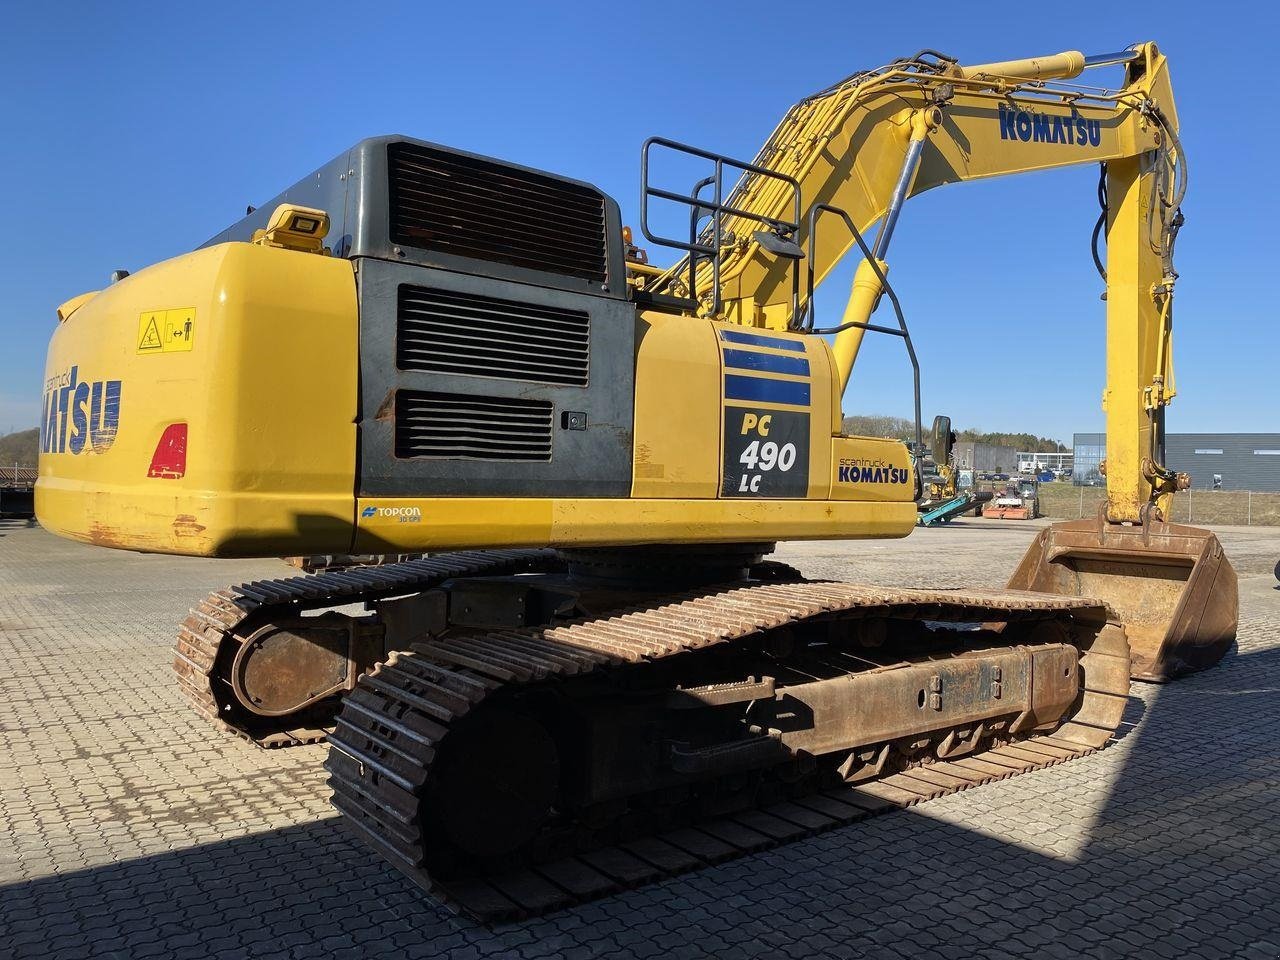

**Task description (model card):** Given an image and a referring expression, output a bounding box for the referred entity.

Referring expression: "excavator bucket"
[1007,516,1237,681]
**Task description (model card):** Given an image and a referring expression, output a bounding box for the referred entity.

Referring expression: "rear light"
[148,423,187,479]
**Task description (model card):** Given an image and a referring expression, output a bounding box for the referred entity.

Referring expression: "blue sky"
[1,1,1273,443]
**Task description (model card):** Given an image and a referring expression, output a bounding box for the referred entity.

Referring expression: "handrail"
[640,136,803,317]
[799,202,922,454]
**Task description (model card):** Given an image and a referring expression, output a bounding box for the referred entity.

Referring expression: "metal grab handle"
[798,202,922,454]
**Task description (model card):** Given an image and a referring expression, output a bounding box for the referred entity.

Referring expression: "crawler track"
[325,580,1129,921]
[173,550,559,747]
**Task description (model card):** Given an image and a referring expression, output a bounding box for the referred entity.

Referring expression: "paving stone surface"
[1,516,1277,959]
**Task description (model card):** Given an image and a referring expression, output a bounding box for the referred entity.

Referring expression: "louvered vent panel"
[398,286,589,387]
[395,391,553,461]
[388,142,608,283]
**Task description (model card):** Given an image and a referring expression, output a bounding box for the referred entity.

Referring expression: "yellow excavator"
[37,43,1236,919]
[912,420,995,526]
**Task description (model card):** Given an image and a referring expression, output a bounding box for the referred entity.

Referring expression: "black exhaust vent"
[388,142,608,284]
[397,285,590,387]
[395,390,553,461]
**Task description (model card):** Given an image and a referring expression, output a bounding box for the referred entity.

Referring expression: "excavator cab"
[1009,515,1236,681]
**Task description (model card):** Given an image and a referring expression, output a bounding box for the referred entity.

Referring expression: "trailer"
[918,491,993,526]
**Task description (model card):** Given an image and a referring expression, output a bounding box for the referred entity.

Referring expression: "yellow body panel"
[630,315,852,503]
[353,497,916,553]
[38,243,359,556]
[630,312,720,498]
[38,244,917,558]
[827,437,915,501]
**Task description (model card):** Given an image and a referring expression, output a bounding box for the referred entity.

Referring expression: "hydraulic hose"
[1091,163,1108,282]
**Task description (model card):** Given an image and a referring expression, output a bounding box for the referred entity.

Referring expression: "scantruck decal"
[41,365,122,455]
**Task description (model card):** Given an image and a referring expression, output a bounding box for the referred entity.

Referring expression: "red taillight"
[147,423,187,479]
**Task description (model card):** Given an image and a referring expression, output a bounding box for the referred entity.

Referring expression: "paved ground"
[1,516,1277,959]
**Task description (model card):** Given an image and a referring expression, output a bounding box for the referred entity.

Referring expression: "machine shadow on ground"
[2,640,1275,959]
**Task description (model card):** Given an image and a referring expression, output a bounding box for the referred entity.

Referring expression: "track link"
[173,549,559,747]
[325,580,1129,921]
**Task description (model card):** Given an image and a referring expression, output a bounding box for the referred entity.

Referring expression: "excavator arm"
[653,42,1180,521]
[643,42,1235,680]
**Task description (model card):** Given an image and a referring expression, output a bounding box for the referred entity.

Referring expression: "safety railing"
[639,136,803,317]
[798,202,923,453]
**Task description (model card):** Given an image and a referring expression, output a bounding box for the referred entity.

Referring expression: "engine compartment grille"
[395,390,553,462]
[397,285,590,387]
[388,142,608,283]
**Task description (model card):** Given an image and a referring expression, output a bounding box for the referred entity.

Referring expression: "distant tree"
[0,428,38,467]
[841,415,916,441]
[956,429,1065,453]
[843,416,1064,452]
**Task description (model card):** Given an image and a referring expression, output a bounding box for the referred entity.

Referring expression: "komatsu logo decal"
[361,505,422,522]
[837,458,910,485]
[41,365,122,455]
[998,105,1101,147]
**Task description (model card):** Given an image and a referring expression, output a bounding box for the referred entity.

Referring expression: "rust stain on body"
[173,514,207,537]
[88,521,127,549]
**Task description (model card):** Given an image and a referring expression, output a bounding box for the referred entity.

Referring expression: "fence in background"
[0,465,36,486]
[1037,484,1280,527]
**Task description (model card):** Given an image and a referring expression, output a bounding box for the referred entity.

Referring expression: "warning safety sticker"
[137,308,196,355]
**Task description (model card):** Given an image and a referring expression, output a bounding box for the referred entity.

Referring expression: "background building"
[953,440,1019,475]
[1073,433,1106,485]
[1072,432,1280,491]
[1017,451,1073,474]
